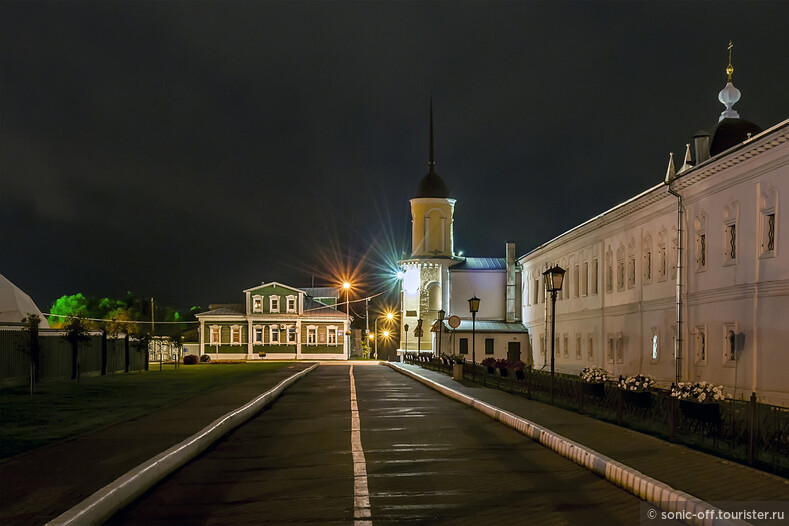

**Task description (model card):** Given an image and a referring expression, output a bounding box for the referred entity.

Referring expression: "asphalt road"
[109,364,666,525]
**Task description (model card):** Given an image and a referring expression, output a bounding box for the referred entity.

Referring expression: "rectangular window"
[253,296,263,313]
[657,244,667,280]
[288,326,296,343]
[617,259,625,291]
[287,296,297,313]
[210,326,220,344]
[587,335,594,360]
[650,328,659,363]
[765,213,776,253]
[615,334,624,364]
[695,326,707,364]
[533,279,540,305]
[575,335,581,359]
[644,251,652,282]
[723,323,737,364]
[582,262,589,296]
[307,327,317,344]
[573,265,580,298]
[459,338,469,355]
[563,335,569,358]
[725,223,737,262]
[328,327,337,344]
[607,336,615,364]
[270,296,280,313]
[254,327,263,344]
[231,326,241,344]
[270,326,279,344]
[591,259,599,294]
[627,256,636,288]
[696,233,706,270]
[485,338,494,355]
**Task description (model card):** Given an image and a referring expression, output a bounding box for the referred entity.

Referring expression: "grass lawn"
[0,362,290,459]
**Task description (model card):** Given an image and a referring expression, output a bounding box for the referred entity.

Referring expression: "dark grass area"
[0,362,290,459]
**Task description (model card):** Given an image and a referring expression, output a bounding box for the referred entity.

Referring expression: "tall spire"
[428,96,436,173]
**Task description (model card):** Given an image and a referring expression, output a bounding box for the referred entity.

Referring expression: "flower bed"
[580,366,610,383]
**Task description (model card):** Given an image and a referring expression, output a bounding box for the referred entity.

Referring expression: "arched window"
[427,282,441,311]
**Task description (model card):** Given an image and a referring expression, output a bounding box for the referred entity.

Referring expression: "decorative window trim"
[722,201,739,266]
[606,334,615,364]
[575,334,582,360]
[563,334,569,359]
[694,213,708,272]
[642,234,653,285]
[252,295,263,313]
[286,295,297,313]
[606,247,614,294]
[649,327,659,364]
[306,325,317,345]
[253,325,264,344]
[656,228,668,282]
[759,186,777,258]
[587,334,594,361]
[269,296,280,313]
[209,325,221,345]
[573,264,580,298]
[616,244,625,292]
[327,325,338,345]
[269,325,280,345]
[615,332,624,364]
[723,322,737,366]
[694,325,707,365]
[591,258,599,295]
[287,325,297,343]
[230,325,242,345]
[627,239,636,289]
[581,261,589,296]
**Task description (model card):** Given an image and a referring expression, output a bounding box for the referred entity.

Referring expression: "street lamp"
[436,309,445,358]
[417,318,423,355]
[374,312,395,360]
[343,282,351,358]
[543,265,565,405]
[468,296,480,381]
[403,323,409,360]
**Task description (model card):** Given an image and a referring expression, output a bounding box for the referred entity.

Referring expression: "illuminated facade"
[197,282,349,360]
[398,103,529,362]
[518,68,789,405]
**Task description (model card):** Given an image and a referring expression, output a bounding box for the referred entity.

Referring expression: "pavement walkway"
[391,363,789,509]
[0,362,314,525]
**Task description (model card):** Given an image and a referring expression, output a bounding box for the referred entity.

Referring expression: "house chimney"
[693,130,710,165]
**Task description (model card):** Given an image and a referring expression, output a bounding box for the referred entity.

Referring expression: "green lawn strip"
[0,362,290,459]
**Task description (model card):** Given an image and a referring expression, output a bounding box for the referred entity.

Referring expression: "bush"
[200,354,211,363]
[494,358,510,369]
[183,354,199,365]
[481,357,496,368]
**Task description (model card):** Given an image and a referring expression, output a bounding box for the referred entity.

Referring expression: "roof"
[0,274,49,327]
[710,117,763,156]
[197,304,245,317]
[444,320,527,333]
[300,287,339,298]
[415,168,451,198]
[450,257,506,270]
[301,297,346,317]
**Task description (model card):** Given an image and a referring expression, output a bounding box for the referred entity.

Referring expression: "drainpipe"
[665,153,684,384]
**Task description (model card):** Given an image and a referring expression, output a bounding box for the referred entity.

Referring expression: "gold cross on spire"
[726,40,734,81]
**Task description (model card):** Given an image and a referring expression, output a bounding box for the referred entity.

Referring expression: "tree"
[21,314,41,394]
[62,316,91,381]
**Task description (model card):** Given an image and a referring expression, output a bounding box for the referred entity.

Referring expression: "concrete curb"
[386,363,749,526]
[46,363,320,526]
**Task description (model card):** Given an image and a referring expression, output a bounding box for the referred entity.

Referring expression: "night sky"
[2,2,788,312]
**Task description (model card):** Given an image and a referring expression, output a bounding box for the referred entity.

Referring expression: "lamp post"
[374,312,394,359]
[436,309,445,358]
[403,324,409,361]
[543,265,565,405]
[343,282,351,358]
[417,318,423,356]
[468,296,480,381]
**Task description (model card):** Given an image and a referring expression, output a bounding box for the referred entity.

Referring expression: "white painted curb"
[46,363,319,526]
[386,363,749,526]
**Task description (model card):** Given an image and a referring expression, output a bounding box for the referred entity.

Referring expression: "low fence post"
[747,391,757,466]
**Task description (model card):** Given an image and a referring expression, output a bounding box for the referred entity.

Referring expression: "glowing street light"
[374,311,396,360]
[468,296,480,381]
[343,282,351,359]
[543,265,565,405]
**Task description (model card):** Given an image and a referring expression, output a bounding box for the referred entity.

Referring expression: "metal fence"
[405,354,789,478]
[0,329,148,387]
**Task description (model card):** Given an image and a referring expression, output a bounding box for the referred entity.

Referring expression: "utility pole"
[365,298,370,339]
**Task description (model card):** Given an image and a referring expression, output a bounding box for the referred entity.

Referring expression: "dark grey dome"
[415,167,451,198]
[710,118,762,157]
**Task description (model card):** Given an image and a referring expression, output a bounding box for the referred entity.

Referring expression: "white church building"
[519,62,788,405]
[398,57,788,406]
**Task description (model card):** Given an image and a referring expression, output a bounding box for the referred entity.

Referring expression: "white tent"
[0,274,50,328]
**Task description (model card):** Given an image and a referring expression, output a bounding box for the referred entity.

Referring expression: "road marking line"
[350,365,372,525]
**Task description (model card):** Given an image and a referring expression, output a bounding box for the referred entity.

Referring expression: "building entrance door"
[507,341,521,362]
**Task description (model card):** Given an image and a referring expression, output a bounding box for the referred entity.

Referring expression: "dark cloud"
[2,1,788,310]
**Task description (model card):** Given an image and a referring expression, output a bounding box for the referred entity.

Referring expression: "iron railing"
[403,354,789,477]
